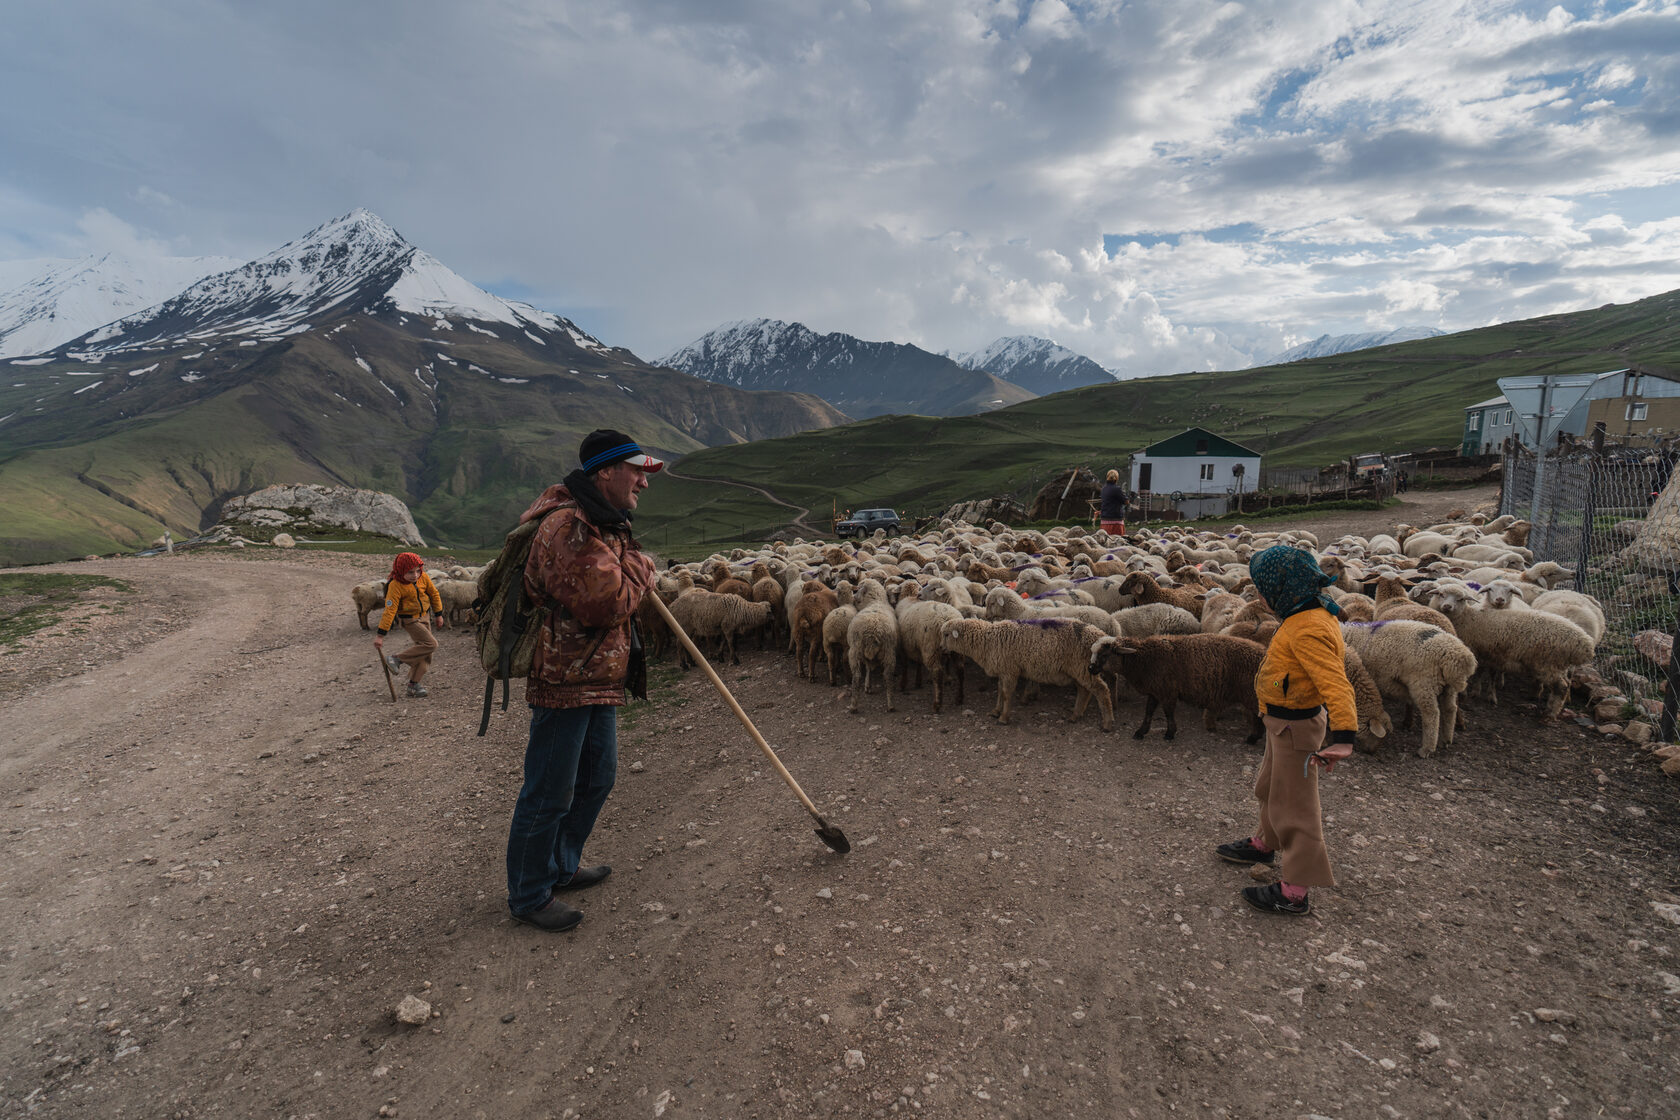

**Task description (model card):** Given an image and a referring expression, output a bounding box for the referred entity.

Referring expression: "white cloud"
[0,0,1676,377]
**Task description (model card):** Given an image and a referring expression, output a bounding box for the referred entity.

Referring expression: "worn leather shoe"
[511,898,583,932]
[555,865,611,893]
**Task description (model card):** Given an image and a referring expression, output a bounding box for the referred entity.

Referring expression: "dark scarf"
[1250,544,1342,620]
[564,469,632,528]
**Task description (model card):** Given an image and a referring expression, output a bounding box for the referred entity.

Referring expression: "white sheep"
[846,578,900,712]
[983,585,1120,635]
[668,589,774,667]
[1113,602,1203,638]
[941,617,1115,730]
[821,581,856,686]
[433,578,478,628]
[895,580,966,711]
[1340,619,1478,757]
[1427,583,1594,718]
[1531,589,1606,646]
[351,579,388,630]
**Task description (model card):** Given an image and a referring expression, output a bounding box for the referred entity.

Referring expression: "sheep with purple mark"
[940,617,1115,730]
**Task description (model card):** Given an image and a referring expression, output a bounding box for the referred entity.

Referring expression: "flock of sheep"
[634,508,1609,758]
[338,506,1613,759]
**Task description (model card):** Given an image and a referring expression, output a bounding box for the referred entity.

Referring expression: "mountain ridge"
[0,252,241,359]
[0,211,846,564]
[660,318,1036,418]
[948,335,1117,396]
[1269,326,1446,364]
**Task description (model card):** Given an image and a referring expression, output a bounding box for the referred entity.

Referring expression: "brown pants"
[1253,710,1335,888]
[396,619,438,683]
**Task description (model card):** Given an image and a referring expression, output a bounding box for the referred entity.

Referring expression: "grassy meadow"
[635,288,1680,555]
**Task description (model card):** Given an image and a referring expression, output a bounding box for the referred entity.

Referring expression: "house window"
[1504,409,1512,424]
[1199,463,1215,481]
[1467,412,1481,431]
[1627,402,1649,421]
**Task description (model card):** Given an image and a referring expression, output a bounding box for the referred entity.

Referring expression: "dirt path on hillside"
[663,466,821,536]
[4,503,1679,1119]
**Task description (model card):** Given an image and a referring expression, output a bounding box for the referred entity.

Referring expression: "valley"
[3,487,1678,1118]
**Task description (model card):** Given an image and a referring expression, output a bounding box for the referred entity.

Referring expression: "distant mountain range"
[948,336,1117,396]
[1269,327,1446,364]
[0,253,240,358]
[660,319,1036,419]
[0,211,844,564]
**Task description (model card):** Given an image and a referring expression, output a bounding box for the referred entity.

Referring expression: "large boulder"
[220,484,426,546]
[942,497,1027,526]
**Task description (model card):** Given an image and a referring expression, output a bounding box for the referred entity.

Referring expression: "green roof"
[1139,427,1262,458]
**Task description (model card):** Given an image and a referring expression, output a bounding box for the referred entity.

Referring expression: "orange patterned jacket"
[520,484,655,708]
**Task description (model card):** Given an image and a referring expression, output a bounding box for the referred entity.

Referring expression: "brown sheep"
[1088,632,1265,741]
[1118,572,1206,619]
[791,581,840,680]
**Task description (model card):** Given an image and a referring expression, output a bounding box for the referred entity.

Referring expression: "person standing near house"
[506,429,662,933]
[1215,545,1356,916]
[1099,469,1129,536]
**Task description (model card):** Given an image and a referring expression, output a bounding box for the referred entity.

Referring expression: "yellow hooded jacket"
[377,573,443,635]
[1254,607,1358,743]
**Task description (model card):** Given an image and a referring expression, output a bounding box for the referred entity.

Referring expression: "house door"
[1138,463,1153,491]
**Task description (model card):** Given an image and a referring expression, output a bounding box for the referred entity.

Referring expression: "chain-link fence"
[1501,437,1680,735]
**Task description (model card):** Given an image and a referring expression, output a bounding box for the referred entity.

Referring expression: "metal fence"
[1501,438,1680,735]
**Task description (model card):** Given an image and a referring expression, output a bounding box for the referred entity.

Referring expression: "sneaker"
[511,898,583,932]
[384,653,403,675]
[554,865,611,893]
[1242,882,1311,916]
[406,682,429,698]
[1216,837,1276,865]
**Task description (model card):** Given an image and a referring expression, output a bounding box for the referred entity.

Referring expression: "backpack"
[472,512,569,735]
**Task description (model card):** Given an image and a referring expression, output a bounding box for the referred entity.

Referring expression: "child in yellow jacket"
[1216,545,1357,916]
[373,552,443,698]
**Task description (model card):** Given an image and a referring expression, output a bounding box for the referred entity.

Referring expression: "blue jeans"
[506,704,618,915]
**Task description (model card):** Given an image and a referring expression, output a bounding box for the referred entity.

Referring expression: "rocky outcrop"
[220,484,425,545]
[942,497,1028,526]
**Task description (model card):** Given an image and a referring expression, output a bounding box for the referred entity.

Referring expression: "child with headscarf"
[1216,545,1357,915]
[373,551,444,698]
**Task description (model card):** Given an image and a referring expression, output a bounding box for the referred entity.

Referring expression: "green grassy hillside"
[635,288,1680,551]
[0,310,844,565]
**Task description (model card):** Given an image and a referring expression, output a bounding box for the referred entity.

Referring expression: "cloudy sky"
[3,0,1678,375]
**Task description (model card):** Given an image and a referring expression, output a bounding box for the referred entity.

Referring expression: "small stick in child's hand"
[377,650,398,701]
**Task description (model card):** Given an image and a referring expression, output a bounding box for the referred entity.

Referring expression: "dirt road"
[3,495,1679,1119]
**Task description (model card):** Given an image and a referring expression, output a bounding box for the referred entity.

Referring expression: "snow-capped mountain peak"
[659,318,821,382]
[948,335,1116,396]
[72,209,601,354]
[0,251,240,358]
[1268,326,1446,364]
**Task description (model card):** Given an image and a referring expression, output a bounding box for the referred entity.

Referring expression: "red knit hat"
[389,552,424,581]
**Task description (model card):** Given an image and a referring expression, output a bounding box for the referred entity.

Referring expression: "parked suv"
[836,507,902,538]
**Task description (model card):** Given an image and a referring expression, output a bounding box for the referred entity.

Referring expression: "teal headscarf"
[1249,544,1341,620]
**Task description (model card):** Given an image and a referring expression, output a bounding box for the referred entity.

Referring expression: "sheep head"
[1427,584,1477,617]
[1482,579,1523,609]
[1087,634,1139,676]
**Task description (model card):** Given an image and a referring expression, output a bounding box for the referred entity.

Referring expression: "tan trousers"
[396,619,438,683]
[1253,709,1335,887]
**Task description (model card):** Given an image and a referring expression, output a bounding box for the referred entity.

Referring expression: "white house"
[1130,427,1262,518]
